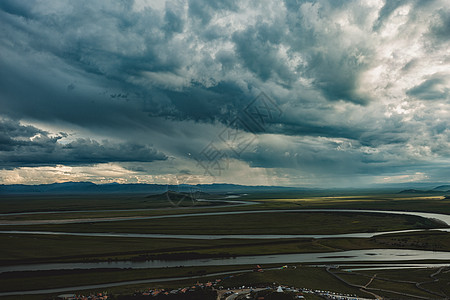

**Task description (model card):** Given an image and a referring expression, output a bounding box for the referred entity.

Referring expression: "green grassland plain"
[0,211,441,234]
[2,193,450,299]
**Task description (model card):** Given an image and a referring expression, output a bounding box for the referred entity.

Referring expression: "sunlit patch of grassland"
[259,195,445,203]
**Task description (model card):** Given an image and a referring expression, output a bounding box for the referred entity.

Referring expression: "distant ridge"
[433,185,450,191]
[398,188,448,194]
[0,181,304,195]
[4,182,450,196]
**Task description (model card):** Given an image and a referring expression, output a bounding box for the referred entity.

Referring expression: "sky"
[0,0,449,188]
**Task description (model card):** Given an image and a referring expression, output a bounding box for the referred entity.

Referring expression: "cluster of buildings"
[219,285,371,300]
[303,289,370,300]
[135,280,218,297]
[57,292,108,300]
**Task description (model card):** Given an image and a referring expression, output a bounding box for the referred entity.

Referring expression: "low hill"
[433,185,450,191]
[398,188,448,194]
[146,191,198,201]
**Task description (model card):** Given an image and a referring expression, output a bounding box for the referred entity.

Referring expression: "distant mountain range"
[0,181,306,195]
[2,181,450,196]
[398,186,450,194]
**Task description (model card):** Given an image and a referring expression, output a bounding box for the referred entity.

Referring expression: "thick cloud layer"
[0,0,449,186]
[0,119,166,168]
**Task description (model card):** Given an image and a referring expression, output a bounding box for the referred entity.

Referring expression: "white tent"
[277,286,283,293]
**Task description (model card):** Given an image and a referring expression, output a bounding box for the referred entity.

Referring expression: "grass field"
[0,265,252,293]
[255,194,450,214]
[2,193,450,299]
[0,211,443,236]
[1,193,449,214]
[333,266,450,299]
[3,230,450,265]
[0,193,225,214]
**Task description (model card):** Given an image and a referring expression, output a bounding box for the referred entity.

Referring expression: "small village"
[57,292,109,300]
[56,268,373,300]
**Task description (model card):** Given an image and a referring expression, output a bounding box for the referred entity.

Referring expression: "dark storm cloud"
[281,0,375,105]
[434,19,450,40]
[238,131,434,180]
[429,7,450,40]
[406,74,450,100]
[188,0,239,25]
[372,0,406,31]
[164,8,184,34]
[232,24,295,84]
[0,0,449,185]
[0,119,44,151]
[305,50,369,104]
[0,119,166,169]
[0,0,375,129]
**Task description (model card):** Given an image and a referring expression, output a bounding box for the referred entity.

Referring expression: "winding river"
[1,208,450,272]
[2,249,450,274]
[1,228,449,239]
[2,207,450,295]
[1,208,450,226]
